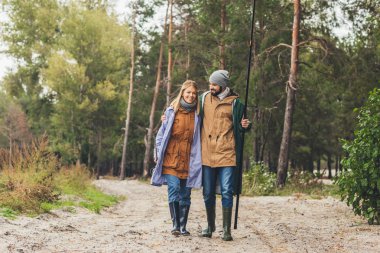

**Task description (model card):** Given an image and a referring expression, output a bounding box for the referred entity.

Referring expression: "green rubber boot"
[201,205,216,238]
[222,207,233,241]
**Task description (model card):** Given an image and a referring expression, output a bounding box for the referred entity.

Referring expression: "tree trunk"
[244,155,250,172]
[317,158,321,177]
[307,151,314,174]
[327,154,332,179]
[276,0,300,187]
[110,160,115,177]
[8,136,12,168]
[143,1,170,177]
[96,131,102,180]
[252,14,259,163]
[290,159,296,170]
[166,0,174,107]
[253,109,260,162]
[335,155,339,176]
[87,150,91,170]
[120,3,136,180]
[185,15,190,79]
[260,111,272,162]
[219,0,227,69]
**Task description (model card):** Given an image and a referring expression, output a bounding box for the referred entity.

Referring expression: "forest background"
[0,0,378,187]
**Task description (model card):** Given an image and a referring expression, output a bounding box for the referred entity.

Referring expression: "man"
[200,70,250,241]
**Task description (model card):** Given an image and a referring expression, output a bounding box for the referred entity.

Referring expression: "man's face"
[209,83,222,96]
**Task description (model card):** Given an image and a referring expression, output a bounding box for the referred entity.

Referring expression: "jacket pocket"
[162,141,180,168]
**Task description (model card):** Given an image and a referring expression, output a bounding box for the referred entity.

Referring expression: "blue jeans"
[165,174,191,206]
[202,166,234,208]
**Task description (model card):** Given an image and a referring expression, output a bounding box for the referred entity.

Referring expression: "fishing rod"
[234,0,257,230]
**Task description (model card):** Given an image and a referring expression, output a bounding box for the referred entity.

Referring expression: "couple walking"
[151,70,250,241]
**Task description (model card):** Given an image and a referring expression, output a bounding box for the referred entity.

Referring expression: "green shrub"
[336,88,380,225]
[285,170,337,197]
[0,137,59,214]
[0,137,120,216]
[54,163,92,194]
[243,162,337,197]
[243,162,277,195]
[288,170,319,190]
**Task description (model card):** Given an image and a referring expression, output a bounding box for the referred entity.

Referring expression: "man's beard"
[211,88,222,96]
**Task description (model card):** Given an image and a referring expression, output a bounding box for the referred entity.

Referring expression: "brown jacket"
[201,93,238,167]
[162,108,195,179]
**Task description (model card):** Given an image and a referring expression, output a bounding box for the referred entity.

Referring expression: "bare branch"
[261,43,292,57]
[261,36,330,59]
[277,49,288,78]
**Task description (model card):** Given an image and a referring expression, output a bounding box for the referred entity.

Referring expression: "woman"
[151,80,202,236]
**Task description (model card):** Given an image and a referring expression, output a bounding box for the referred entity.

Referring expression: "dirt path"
[0,179,379,253]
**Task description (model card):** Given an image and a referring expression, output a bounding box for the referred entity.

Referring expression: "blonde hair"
[170,80,199,114]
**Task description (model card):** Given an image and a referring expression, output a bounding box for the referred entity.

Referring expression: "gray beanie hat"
[209,70,230,88]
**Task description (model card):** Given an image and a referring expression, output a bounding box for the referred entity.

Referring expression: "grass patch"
[0,136,122,218]
[54,165,123,214]
[40,200,76,213]
[79,186,120,214]
[0,207,18,219]
[268,182,339,198]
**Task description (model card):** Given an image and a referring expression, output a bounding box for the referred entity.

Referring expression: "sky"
[0,9,13,80]
[0,1,351,81]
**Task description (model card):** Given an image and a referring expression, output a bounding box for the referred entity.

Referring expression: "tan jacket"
[201,93,238,167]
[162,108,195,179]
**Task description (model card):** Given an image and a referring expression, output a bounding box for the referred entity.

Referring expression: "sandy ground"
[0,179,379,253]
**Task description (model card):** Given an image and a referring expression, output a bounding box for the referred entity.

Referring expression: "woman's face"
[182,86,197,104]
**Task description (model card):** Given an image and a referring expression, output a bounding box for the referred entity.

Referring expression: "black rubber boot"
[179,205,190,236]
[201,205,216,238]
[169,202,180,236]
[222,207,233,241]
